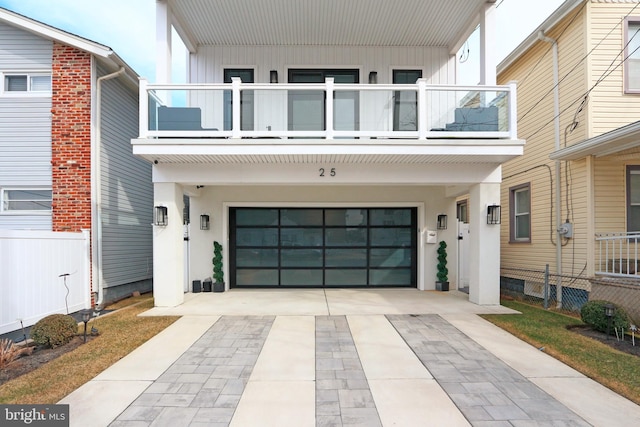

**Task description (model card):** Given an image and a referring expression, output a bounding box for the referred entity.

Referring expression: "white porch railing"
[0,229,91,335]
[596,232,640,278]
[138,79,518,141]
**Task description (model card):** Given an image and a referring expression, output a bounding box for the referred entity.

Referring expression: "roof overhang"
[0,7,139,86]
[132,138,524,165]
[550,120,640,161]
[166,0,494,54]
[498,0,584,74]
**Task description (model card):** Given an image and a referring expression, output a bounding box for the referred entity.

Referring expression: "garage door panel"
[230,207,417,288]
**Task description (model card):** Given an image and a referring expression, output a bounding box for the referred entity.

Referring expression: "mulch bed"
[0,335,96,386]
[568,325,640,357]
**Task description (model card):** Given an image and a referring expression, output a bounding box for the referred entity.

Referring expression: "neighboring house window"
[510,183,531,242]
[1,189,52,213]
[3,73,52,94]
[625,18,640,93]
[627,166,640,231]
[457,200,468,223]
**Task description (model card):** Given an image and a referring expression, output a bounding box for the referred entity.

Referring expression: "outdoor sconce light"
[604,303,615,339]
[270,70,278,83]
[154,205,168,226]
[368,71,378,84]
[487,204,501,225]
[81,309,91,343]
[200,214,210,230]
[437,214,447,230]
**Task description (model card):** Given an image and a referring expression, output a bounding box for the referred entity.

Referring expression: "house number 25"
[319,167,336,177]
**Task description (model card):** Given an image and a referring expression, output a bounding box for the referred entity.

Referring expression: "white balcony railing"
[596,232,640,278]
[138,78,517,141]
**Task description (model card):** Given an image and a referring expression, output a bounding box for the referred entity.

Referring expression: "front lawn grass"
[0,296,178,404]
[481,300,640,406]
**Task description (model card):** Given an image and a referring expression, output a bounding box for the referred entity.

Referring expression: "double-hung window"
[625,18,640,93]
[627,166,640,231]
[510,183,531,242]
[3,73,52,94]
[1,189,52,213]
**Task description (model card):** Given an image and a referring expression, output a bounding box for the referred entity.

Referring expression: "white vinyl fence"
[0,229,91,335]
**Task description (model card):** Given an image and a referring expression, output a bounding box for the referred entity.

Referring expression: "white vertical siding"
[98,64,153,290]
[190,45,454,84]
[0,22,52,230]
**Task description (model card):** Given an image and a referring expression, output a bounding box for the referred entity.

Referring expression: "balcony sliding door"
[393,69,422,131]
[288,69,359,134]
[224,69,254,131]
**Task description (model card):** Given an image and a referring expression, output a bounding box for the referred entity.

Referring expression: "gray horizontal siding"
[0,215,51,230]
[0,22,52,231]
[0,22,52,70]
[97,64,153,289]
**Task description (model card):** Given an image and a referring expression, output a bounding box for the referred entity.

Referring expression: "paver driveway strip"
[58,290,640,426]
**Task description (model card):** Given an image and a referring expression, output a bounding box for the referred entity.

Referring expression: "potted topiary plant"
[436,240,449,291]
[212,241,225,292]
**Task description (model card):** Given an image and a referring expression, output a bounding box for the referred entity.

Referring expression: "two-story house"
[0,8,153,315]
[134,0,525,308]
[497,0,640,320]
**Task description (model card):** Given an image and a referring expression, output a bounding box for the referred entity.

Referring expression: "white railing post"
[417,79,428,140]
[508,81,518,139]
[232,77,242,139]
[325,78,334,139]
[139,78,149,138]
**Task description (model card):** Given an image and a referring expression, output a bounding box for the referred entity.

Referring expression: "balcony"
[138,79,517,141]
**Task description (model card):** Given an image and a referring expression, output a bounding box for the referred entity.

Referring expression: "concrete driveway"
[60,289,640,426]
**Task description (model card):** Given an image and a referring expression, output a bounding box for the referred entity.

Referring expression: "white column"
[156,0,172,84]
[153,182,184,307]
[469,181,501,305]
[479,2,497,86]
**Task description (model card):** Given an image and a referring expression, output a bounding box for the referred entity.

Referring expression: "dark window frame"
[627,165,640,231]
[509,183,531,243]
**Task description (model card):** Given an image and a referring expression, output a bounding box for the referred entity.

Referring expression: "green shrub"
[580,300,630,333]
[30,314,78,348]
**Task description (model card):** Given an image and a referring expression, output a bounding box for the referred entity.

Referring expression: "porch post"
[153,182,184,307]
[479,2,497,86]
[156,0,172,84]
[469,181,501,305]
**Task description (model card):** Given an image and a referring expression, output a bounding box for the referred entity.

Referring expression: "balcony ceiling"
[167,0,491,51]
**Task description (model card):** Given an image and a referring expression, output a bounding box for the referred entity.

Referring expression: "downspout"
[538,30,563,308]
[94,66,126,309]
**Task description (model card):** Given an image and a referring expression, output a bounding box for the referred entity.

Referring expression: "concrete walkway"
[59,289,640,426]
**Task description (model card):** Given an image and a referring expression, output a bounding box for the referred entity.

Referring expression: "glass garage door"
[230,208,417,288]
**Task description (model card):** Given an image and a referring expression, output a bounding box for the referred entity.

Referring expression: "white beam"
[156,0,172,84]
[479,2,497,85]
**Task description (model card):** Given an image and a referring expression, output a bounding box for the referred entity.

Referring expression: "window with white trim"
[625,18,640,93]
[3,73,52,94]
[510,183,531,242]
[1,189,52,213]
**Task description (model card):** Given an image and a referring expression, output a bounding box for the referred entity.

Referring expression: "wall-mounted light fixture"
[270,70,278,83]
[368,71,378,84]
[154,205,168,226]
[200,214,210,230]
[437,214,447,230]
[487,204,501,225]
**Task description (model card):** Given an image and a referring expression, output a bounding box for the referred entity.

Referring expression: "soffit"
[167,0,489,49]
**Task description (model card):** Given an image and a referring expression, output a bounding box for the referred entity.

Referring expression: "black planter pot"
[192,280,202,293]
[203,278,212,292]
[213,281,225,293]
[436,281,449,291]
